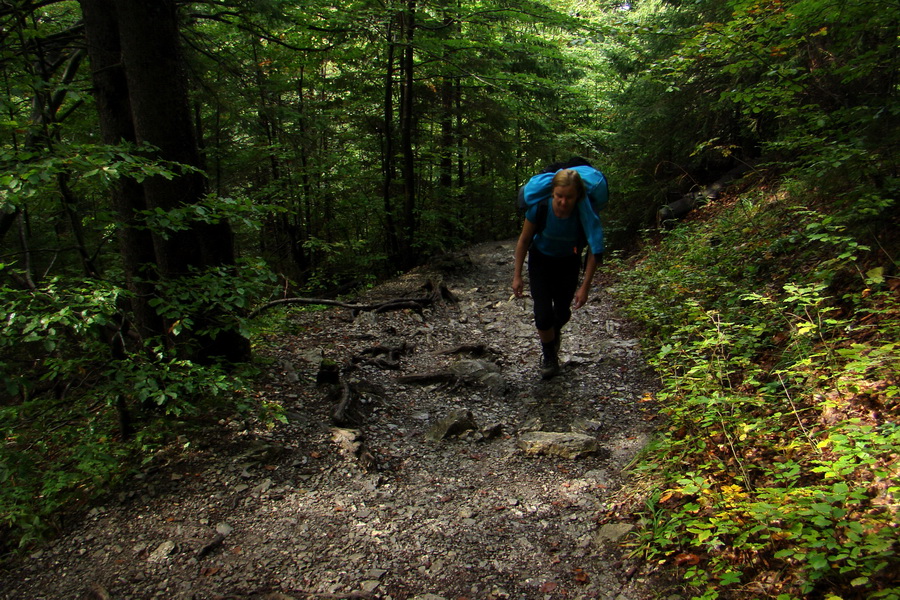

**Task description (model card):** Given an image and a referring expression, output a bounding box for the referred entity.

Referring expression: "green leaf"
[865,267,885,285]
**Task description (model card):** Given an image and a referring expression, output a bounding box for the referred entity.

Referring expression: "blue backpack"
[517,158,608,256]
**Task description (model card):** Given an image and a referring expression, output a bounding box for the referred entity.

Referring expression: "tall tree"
[79,0,249,361]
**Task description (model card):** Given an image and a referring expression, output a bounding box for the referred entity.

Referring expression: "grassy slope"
[612,175,899,600]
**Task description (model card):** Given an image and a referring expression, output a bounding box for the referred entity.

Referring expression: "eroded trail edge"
[4,240,661,600]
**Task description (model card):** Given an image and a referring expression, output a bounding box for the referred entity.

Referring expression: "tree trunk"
[398,0,417,267]
[382,15,402,265]
[79,0,163,342]
[80,0,249,362]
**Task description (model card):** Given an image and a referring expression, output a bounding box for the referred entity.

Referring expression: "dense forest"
[1,0,898,598]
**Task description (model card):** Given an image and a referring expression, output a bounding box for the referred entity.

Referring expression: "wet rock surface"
[0,240,661,600]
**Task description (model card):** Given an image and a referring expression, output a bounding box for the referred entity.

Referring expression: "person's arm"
[512,219,537,298]
[573,252,601,309]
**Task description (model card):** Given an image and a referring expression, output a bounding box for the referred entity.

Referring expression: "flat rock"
[596,522,635,544]
[516,431,599,459]
[147,541,176,563]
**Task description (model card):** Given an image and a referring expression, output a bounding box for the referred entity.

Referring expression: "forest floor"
[0,239,666,600]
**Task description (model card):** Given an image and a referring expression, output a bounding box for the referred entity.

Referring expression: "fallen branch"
[248,296,434,319]
[248,280,457,319]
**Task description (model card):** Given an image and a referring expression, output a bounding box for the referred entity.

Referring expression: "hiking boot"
[540,353,560,379]
[540,341,560,379]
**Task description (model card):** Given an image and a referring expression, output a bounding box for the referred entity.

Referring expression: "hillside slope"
[611,179,899,600]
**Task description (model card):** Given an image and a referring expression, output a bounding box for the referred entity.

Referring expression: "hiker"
[512,162,607,379]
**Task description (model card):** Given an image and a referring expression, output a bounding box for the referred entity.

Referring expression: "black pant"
[528,248,580,332]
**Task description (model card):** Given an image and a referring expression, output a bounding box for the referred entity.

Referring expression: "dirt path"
[0,240,661,600]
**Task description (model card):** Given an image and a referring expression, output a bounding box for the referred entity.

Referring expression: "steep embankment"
[1,240,662,600]
[612,186,900,599]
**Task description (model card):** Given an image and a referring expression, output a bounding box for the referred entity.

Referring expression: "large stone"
[449,359,501,381]
[147,540,176,563]
[516,431,599,459]
[571,417,604,434]
[426,410,478,441]
[595,522,634,544]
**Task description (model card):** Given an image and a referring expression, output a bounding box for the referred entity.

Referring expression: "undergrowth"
[0,269,290,552]
[613,181,899,599]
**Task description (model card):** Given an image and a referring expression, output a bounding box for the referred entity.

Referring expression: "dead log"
[657,162,752,227]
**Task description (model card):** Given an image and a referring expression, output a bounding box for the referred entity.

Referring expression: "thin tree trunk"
[399,0,417,267]
[382,15,401,264]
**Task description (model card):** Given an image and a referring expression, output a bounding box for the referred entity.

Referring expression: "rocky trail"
[0,240,663,600]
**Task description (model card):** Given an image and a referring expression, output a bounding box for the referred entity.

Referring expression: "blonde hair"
[551,169,585,199]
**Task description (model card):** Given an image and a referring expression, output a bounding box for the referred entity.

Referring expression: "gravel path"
[0,240,662,600]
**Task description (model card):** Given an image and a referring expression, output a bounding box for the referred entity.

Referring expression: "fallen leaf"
[540,582,558,593]
[573,568,590,584]
[674,553,701,566]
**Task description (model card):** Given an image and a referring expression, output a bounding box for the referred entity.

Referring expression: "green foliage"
[138,194,274,240]
[0,270,124,398]
[148,257,277,343]
[0,140,194,205]
[3,1,898,588]
[600,0,900,242]
[0,262,275,549]
[613,176,899,598]
[0,401,133,548]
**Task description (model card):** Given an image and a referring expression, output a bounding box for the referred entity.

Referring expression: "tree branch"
[247,295,436,319]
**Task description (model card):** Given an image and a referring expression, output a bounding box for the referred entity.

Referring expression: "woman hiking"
[512,160,607,379]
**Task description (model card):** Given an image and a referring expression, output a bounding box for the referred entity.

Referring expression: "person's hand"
[573,286,589,309]
[512,275,524,298]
